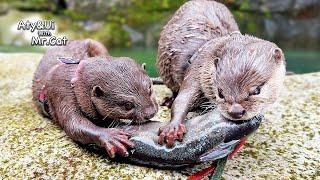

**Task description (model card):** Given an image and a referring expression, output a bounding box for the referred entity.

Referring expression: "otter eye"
[249,86,261,96]
[124,102,135,111]
[249,82,265,96]
[218,89,224,99]
[93,86,104,97]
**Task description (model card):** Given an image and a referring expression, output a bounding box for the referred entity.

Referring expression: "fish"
[117,109,262,168]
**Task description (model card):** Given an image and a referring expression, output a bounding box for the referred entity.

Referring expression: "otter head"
[201,35,286,121]
[72,57,158,123]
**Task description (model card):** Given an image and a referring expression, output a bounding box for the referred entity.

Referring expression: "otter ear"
[92,86,104,97]
[213,57,220,69]
[273,48,283,62]
[85,39,109,57]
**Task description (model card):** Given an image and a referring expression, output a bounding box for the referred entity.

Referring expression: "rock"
[122,25,144,45]
[0,3,9,15]
[223,0,320,15]
[221,0,320,49]
[251,0,292,13]
[293,0,320,13]
[65,0,130,20]
[262,15,320,49]
[81,21,104,31]
[144,23,164,47]
[0,53,319,178]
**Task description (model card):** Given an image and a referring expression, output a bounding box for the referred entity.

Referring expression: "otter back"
[156,0,239,92]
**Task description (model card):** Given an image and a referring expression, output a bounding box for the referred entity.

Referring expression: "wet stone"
[0,53,319,179]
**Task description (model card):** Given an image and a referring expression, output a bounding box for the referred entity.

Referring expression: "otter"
[156,0,286,147]
[32,39,158,158]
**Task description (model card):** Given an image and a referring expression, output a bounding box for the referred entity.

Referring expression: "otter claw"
[98,128,134,158]
[158,123,187,148]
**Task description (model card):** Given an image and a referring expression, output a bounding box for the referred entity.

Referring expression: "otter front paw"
[97,128,135,158]
[158,123,187,147]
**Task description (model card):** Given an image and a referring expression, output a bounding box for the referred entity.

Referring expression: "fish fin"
[199,140,239,162]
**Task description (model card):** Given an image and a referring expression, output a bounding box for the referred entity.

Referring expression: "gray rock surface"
[0,53,319,179]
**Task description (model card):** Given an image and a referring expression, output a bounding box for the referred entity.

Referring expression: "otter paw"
[97,128,135,158]
[158,123,187,147]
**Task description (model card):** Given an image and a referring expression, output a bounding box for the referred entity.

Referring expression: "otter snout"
[228,104,246,119]
[143,107,157,120]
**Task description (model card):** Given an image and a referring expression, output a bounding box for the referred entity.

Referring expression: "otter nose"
[228,104,246,119]
[144,108,157,120]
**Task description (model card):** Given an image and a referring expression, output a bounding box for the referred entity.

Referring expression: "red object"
[187,166,215,180]
[38,90,46,102]
[228,138,247,159]
[188,138,247,180]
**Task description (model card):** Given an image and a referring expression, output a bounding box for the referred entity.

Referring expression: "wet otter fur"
[157,0,239,95]
[32,39,158,157]
[156,0,286,147]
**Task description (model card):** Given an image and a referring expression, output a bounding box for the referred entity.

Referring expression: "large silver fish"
[118,109,262,168]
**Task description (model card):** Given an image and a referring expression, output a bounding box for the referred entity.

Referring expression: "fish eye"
[218,88,224,99]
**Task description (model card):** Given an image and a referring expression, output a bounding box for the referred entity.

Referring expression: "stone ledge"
[0,53,319,179]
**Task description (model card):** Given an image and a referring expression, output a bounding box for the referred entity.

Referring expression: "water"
[284,50,320,74]
[111,48,320,76]
[0,46,319,77]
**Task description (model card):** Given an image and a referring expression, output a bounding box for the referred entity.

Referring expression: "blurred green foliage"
[94,23,131,47]
[63,9,88,21]
[0,0,187,47]
[1,0,59,12]
[124,0,187,31]
[62,0,188,48]
[238,0,250,11]
[0,0,270,48]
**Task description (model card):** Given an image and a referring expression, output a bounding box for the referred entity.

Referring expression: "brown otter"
[32,39,158,158]
[156,0,286,147]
